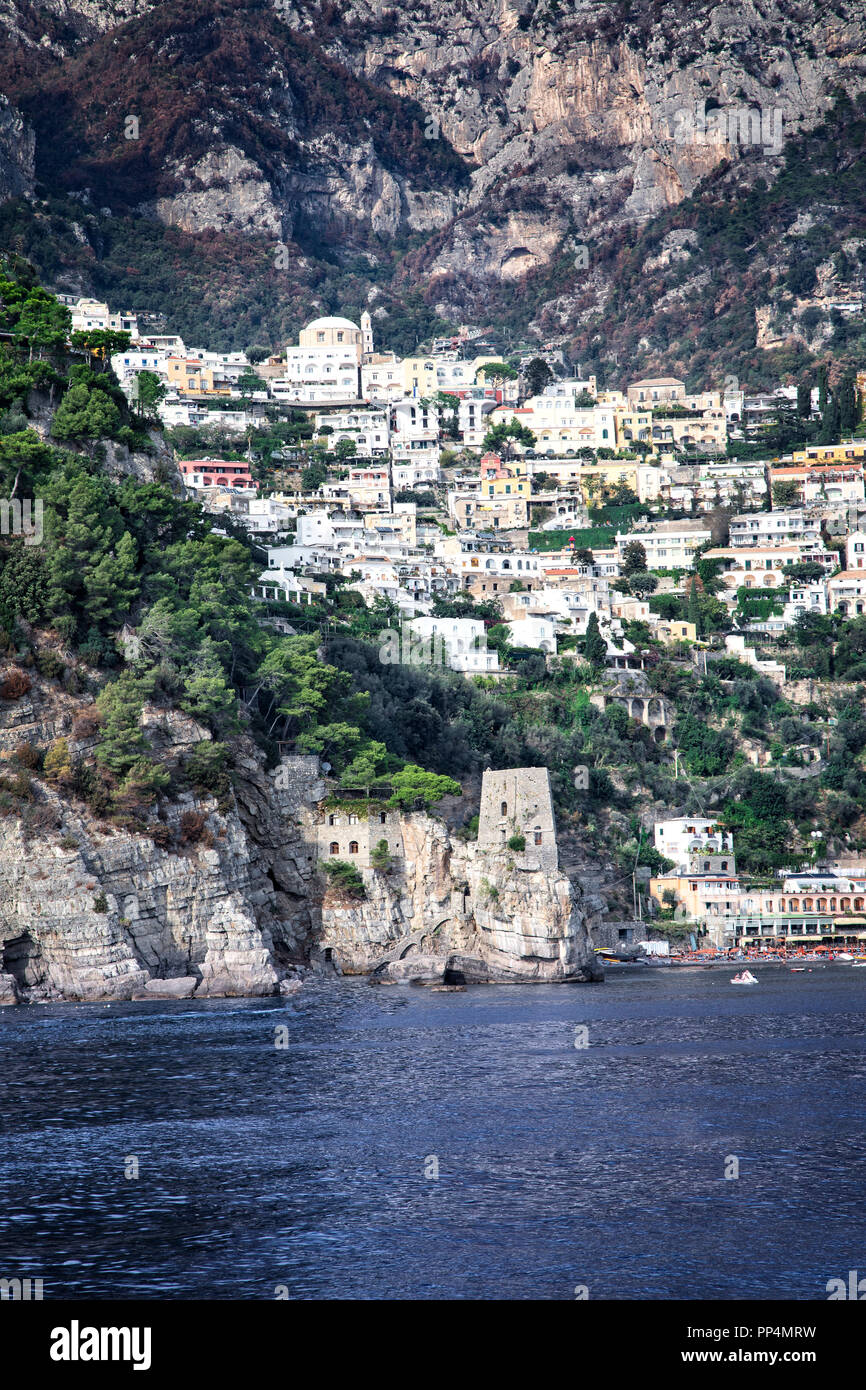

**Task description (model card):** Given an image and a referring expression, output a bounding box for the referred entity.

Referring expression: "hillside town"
[61,294,866,959]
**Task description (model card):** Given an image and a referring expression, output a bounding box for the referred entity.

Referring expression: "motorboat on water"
[731,970,759,985]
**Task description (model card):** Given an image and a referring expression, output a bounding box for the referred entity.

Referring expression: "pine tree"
[817,364,829,417]
[838,372,858,434]
[583,610,607,668]
[688,578,703,635]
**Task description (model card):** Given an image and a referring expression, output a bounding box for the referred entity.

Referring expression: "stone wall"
[477,766,558,871]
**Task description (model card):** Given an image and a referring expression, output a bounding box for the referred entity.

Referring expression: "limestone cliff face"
[0,668,599,1000]
[2,0,862,314]
[319,813,599,984]
[0,93,34,204]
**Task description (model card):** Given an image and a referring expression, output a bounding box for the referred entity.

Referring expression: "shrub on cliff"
[43,737,73,784]
[320,859,366,899]
[0,667,31,699]
[179,810,208,845]
[184,740,231,796]
[14,741,42,770]
[370,838,392,871]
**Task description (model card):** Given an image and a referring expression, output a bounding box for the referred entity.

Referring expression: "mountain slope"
[0,0,863,375]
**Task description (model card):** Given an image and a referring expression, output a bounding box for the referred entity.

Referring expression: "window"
[329,842,339,855]
[501,801,508,816]
[328,814,336,826]
[348,841,359,854]
[379,812,387,824]
[534,832,542,845]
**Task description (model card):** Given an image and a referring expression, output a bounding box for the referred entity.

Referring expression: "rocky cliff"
[0,670,599,1002]
[320,811,599,983]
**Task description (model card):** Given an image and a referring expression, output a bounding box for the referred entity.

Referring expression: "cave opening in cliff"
[2,931,43,991]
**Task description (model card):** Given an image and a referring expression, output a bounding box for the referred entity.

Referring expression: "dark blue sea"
[2,965,865,1300]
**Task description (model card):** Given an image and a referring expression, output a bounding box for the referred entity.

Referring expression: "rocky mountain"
[0,0,865,374]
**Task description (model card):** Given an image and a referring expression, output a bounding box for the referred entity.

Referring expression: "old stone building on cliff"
[477,767,558,871]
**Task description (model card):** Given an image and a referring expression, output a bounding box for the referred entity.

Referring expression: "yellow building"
[480,451,530,502]
[788,442,866,465]
[165,357,219,394]
[613,406,654,451]
[656,620,697,644]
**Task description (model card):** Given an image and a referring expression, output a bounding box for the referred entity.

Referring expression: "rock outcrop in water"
[319,771,599,984]
[0,671,599,1000]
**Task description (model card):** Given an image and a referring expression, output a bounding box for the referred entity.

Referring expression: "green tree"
[523,358,553,397]
[687,577,702,634]
[70,329,132,370]
[95,671,153,775]
[51,380,122,441]
[622,540,648,575]
[482,419,537,456]
[133,370,166,421]
[772,480,801,506]
[583,610,607,668]
[371,838,392,871]
[388,764,461,810]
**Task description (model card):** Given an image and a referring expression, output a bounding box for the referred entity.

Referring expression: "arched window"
[841,897,851,910]
[803,898,813,911]
[818,899,826,911]
[328,814,336,826]
[348,841,359,854]
[329,842,339,855]
[501,801,508,816]
[790,899,800,912]
[856,898,864,911]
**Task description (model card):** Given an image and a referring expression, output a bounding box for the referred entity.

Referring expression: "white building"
[68,297,140,340]
[615,519,711,570]
[846,530,866,570]
[408,616,501,674]
[315,407,390,456]
[277,316,363,403]
[458,395,499,448]
[361,355,404,402]
[729,509,821,548]
[390,400,440,488]
[488,396,617,455]
[654,818,734,870]
[506,614,557,653]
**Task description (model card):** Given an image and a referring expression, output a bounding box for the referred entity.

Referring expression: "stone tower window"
[329,842,339,855]
[535,832,543,845]
[380,812,387,823]
[501,801,508,816]
[328,814,337,826]
[349,841,359,854]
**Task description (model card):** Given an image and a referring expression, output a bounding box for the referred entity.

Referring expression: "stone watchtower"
[477,767,558,871]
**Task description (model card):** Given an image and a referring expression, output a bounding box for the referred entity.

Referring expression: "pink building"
[179,458,257,489]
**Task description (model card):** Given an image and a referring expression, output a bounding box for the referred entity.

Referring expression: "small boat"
[851,962,866,969]
[790,967,806,973]
[731,970,759,985]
